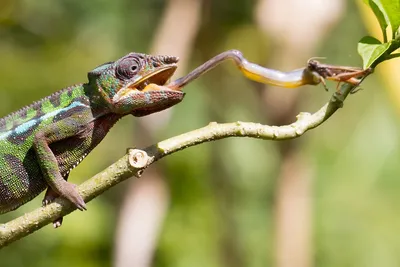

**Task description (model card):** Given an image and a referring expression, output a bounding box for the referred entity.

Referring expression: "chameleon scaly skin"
[0,53,184,221]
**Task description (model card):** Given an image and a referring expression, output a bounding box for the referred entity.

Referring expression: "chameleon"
[0,50,370,227]
[0,52,184,226]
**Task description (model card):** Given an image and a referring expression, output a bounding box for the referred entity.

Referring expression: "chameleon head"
[87,52,185,116]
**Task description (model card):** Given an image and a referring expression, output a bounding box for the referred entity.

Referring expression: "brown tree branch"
[0,82,362,248]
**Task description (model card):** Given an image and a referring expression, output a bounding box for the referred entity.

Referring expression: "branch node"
[331,93,345,108]
[296,112,312,120]
[294,112,312,135]
[272,126,280,139]
[128,149,152,170]
[136,170,144,178]
[0,224,5,236]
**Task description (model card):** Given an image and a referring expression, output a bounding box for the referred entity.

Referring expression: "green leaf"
[364,0,400,39]
[363,0,388,41]
[358,36,391,68]
[381,0,400,37]
[380,0,400,38]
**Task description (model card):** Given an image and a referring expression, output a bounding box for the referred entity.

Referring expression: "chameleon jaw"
[113,65,178,102]
[129,65,178,91]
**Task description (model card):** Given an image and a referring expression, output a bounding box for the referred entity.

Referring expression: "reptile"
[0,50,369,227]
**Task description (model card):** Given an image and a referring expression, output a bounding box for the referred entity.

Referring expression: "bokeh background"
[1,0,400,266]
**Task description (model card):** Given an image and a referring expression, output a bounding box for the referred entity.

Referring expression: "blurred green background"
[1,0,400,266]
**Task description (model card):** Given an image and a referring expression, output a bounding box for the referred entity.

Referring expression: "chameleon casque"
[0,50,370,227]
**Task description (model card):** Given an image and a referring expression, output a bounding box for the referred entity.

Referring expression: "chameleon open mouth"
[130,65,178,91]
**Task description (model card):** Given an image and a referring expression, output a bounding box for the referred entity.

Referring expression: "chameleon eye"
[116,55,142,80]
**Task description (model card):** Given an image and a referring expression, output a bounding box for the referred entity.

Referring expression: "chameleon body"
[0,53,184,222]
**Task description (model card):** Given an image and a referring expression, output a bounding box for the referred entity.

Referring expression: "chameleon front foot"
[42,187,59,206]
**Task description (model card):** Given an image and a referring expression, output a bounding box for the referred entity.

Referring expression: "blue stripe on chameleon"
[15,120,38,135]
[39,101,88,122]
[0,101,89,140]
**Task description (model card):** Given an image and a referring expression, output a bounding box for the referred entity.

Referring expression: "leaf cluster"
[358,0,400,68]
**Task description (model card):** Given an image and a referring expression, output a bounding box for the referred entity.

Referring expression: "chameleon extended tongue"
[164,78,186,91]
[165,77,186,91]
